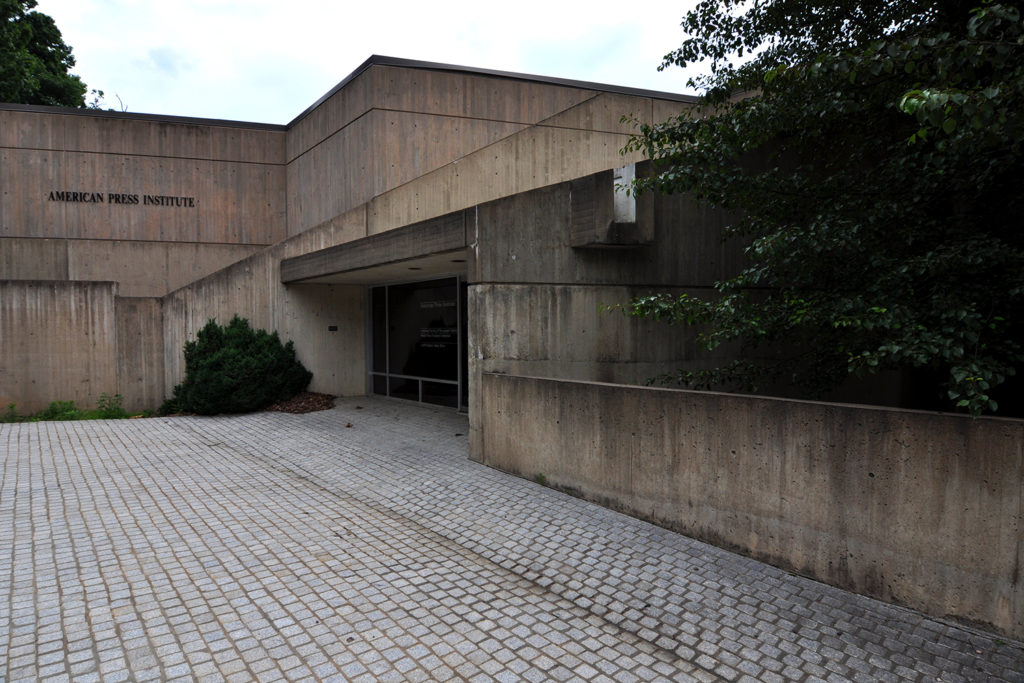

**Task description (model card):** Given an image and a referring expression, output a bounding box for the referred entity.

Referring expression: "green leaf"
[623,0,1024,416]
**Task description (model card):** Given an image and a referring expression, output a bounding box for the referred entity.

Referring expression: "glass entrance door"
[370,277,464,409]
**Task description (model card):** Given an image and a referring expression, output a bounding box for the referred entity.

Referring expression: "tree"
[1,0,86,107]
[622,0,1024,416]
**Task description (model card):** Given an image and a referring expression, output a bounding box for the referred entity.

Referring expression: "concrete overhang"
[281,209,472,286]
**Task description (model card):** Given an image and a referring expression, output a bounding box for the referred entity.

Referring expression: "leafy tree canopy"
[1,0,86,106]
[623,0,1024,416]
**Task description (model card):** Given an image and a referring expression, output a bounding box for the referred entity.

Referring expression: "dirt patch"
[265,392,336,414]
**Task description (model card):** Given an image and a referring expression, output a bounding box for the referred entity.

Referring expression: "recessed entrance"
[370,277,467,409]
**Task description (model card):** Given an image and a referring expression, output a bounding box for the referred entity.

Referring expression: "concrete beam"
[280,209,471,283]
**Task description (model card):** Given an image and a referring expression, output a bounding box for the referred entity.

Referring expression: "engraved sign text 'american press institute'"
[48,191,197,207]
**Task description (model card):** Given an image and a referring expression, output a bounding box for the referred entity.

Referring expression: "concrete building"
[3,56,1023,640]
[1,55,715,420]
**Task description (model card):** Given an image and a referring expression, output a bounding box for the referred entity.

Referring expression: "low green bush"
[0,393,129,422]
[33,400,80,421]
[88,393,128,420]
[163,315,312,415]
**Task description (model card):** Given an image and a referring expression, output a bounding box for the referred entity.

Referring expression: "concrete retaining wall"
[162,239,366,403]
[115,297,164,411]
[0,281,118,413]
[0,282,165,413]
[0,237,264,297]
[476,372,1024,640]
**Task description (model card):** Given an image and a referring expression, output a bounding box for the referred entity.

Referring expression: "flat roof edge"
[286,55,699,128]
[0,102,287,131]
[2,57,697,129]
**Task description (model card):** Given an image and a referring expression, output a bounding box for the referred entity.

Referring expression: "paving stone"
[2,400,1022,682]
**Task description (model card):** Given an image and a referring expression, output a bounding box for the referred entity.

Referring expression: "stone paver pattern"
[2,398,1022,682]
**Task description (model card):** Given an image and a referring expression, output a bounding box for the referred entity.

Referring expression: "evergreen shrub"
[165,316,312,415]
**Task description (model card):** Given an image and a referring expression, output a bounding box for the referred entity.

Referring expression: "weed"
[1,403,20,423]
[0,394,135,422]
[95,393,127,419]
[33,400,80,421]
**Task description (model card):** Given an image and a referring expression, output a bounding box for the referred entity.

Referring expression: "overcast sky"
[36,0,704,125]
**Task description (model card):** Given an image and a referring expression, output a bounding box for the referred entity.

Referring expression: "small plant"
[0,394,135,422]
[95,393,127,419]
[157,397,180,416]
[165,315,312,415]
[33,400,80,421]
[534,473,548,486]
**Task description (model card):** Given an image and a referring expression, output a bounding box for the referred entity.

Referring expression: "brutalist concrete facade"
[5,56,1020,640]
[1,56,703,413]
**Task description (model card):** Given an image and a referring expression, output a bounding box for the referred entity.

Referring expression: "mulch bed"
[265,392,336,414]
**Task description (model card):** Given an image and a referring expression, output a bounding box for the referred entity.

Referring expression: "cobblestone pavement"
[2,398,1022,682]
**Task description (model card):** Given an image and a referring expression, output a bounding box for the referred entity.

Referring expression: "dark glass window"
[370,277,463,409]
[371,287,387,374]
[422,381,458,408]
[387,280,458,382]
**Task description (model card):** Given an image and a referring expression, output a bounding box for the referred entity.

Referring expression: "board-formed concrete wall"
[0,282,164,413]
[463,170,755,454]
[0,238,263,297]
[365,92,680,236]
[0,107,288,299]
[283,64,602,236]
[158,76,698,406]
[2,61,698,412]
[0,109,287,247]
[0,280,118,413]
[162,234,367,404]
[115,297,164,411]
[284,71,691,241]
[476,373,1024,640]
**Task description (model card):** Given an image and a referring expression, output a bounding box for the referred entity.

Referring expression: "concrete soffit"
[279,162,652,286]
[280,209,472,286]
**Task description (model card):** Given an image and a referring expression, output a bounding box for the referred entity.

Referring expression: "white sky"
[36,0,704,125]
